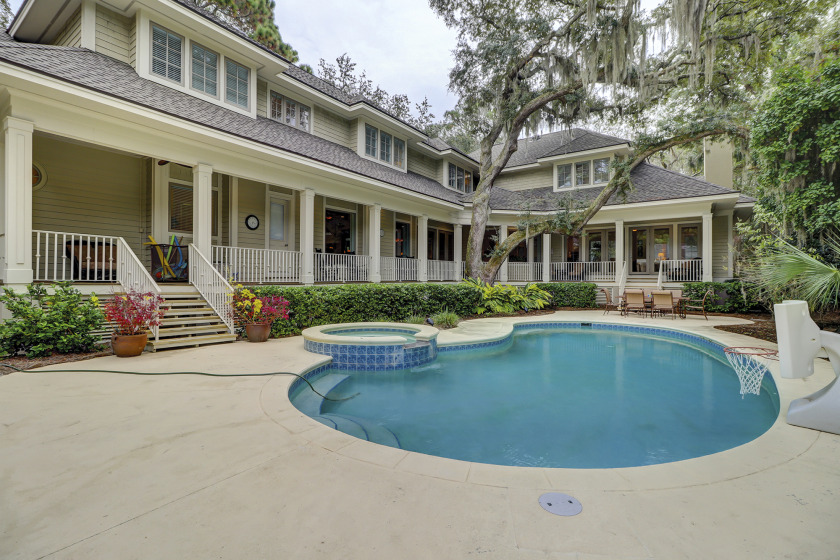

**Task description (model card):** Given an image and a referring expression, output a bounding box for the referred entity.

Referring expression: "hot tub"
[302,322,439,371]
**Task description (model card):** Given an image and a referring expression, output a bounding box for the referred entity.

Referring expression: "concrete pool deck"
[1,311,839,559]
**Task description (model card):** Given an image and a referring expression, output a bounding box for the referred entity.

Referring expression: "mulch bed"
[713,311,840,344]
[0,349,113,375]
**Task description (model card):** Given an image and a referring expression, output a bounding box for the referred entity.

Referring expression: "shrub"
[0,283,104,358]
[536,282,598,308]
[681,281,763,313]
[431,309,460,328]
[461,278,552,314]
[405,315,427,324]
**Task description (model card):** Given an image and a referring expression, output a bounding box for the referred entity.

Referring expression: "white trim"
[536,143,632,164]
[267,87,312,133]
[553,155,612,192]
[80,0,96,51]
[358,120,408,173]
[323,203,360,254]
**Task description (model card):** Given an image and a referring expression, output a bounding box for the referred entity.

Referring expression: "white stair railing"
[380,256,418,282]
[314,253,370,283]
[212,246,301,284]
[116,237,163,340]
[189,245,235,334]
[549,261,616,282]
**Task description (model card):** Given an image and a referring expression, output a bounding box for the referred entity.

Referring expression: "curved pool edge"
[264,312,826,491]
[302,322,438,345]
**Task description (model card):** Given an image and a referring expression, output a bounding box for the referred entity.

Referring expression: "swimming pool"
[291,323,780,468]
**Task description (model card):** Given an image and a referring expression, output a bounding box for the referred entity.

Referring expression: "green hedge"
[536,282,598,308]
[681,281,762,314]
[252,282,598,337]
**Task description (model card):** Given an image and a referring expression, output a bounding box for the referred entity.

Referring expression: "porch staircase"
[148,285,237,351]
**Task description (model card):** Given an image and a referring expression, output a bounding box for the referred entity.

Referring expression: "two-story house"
[0,0,751,349]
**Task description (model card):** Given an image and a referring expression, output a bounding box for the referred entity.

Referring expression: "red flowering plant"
[103,290,165,336]
[232,286,290,326]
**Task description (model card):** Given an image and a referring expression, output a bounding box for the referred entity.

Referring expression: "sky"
[8,0,663,119]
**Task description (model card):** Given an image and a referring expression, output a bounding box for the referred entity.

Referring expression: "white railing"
[315,253,370,283]
[33,230,120,283]
[427,259,461,282]
[507,262,544,283]
[212,246,301,284]
[550,261,617,282]
[116,236,163,340]
[189,245,235,334]
[380,256,417,282]
[658,259,703,282]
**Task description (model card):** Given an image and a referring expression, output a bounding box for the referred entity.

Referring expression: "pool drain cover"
[539,493,582,516]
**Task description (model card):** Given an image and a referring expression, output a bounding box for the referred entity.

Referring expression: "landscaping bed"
[714,311,840,344]
[0,349,112,375]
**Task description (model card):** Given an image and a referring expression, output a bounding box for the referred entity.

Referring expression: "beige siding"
[95,6,132,64]
[348,120,359,152]
[220,175,230,246]
[128,14,137,68]
[52,8,81,47]
[257,81,268,118]
[237,179,265,249]
[380,210,395,258]
[550,233,564,262]
[712,214,730,279]
[312,107,351,148]
[407,148,438,181]
[314,196,325,250]
[32,136,145,258]
[142,158,152,266]
[169,163,192,182]
[495,167,553,191]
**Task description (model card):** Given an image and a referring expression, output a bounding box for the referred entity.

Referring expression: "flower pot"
[111,333,148,357]
[245,323,271,342]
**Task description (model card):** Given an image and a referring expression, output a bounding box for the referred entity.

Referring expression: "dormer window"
[593,157,610,183]
[225,59,249,108]
[151,24,183,83]
[270,92,311,131]
[448,163,474,193]
[365,124,378,157]
[380,132,392,163]
[575,161,590,186]
[557,164,572,188]
[556,157,611,190]
[191,43,218,96]
[394,138,405,169]
[363,124,405,169]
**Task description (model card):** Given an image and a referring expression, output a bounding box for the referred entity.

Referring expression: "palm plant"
[745,237,840,312]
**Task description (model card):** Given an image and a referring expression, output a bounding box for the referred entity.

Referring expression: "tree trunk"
[465,187,492,281]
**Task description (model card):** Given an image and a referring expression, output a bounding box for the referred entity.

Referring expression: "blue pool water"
[292,326,780,468]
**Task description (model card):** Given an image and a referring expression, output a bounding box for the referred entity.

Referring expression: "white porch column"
[542,233,551,283]
[192,163,213,257]
[498,225,508,283]
[301,188,315,285]
[2,117,34,285]
[453,224,463,281]
[368,204,381,283]
[418,214,428,282]
[702,212,713,282]
[614,220,625,281]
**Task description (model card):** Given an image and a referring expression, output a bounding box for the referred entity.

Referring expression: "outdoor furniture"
[600,288,622,315]
[684,289,714,320]
[623,289,647,317]
[651,290,677,319]
[64,240,116,281]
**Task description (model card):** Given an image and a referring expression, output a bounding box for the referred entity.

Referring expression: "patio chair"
[684,289,714,320]
[599,288,622,315]
[651,290,676,319]
[623,289,647,317]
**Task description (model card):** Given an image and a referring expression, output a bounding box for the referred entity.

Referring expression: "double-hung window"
[380,132,392,163]
[593,157,610,183]
[557,164,572,189]
[575,161,590,186]
[447,163,474,192]
[151,24,182,83]
[191,43,218,96]
[225,60,249,108]
[270,92,311,131]
[394,138,405,169]
[364,124,405,168]
[365,124,378,158]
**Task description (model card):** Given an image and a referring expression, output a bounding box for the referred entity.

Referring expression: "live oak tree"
[429,0,831,283]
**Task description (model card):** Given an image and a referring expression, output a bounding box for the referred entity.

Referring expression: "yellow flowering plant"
[232,286,289,326]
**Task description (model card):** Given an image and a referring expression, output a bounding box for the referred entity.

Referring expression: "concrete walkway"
[1,311,838,559]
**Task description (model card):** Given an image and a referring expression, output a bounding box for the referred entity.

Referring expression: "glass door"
[268,194,292,250]
[631,228,647,273]
[325,209,356,254]
[395,221,411,257]
[653,227,671,272]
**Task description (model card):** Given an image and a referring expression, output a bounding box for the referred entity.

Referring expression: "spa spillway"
[302,323,439,370]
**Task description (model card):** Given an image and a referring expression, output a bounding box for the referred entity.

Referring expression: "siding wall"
[380,210,395,258]
[407,148,439,181]
[128,13,137,67]
[52,8,81,47]
[220,175,230,246]
[550,233,565,261]
[95,6,133,64]
[256,81,268,118]
[32,136,145,258]
[495,167,553,191]
[348,120,359,152]
[314,195,325,250]
[237,179,265,249]
[313,107,352,148]
[712,214,730,279]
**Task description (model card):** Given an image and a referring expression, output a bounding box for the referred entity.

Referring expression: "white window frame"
[190,41,219,98]
[150,23,184,85]
[554,155,613,191]
[269,90,312,132]
[225,58,250,109]
[323,204,359,254]
[265,189,296,250]
[358,121,407,172]
[447,162,475,193]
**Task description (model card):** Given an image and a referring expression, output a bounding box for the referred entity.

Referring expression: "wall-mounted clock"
[245,214,260,230]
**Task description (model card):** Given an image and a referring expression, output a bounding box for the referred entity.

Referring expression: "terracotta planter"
[245,323,271,342]
[111,333,148,357]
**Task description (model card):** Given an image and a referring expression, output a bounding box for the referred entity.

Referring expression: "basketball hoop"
[723,347,778,397]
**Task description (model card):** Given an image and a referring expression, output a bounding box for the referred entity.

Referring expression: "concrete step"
[148,333,237,351]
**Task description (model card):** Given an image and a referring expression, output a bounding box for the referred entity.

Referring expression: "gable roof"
[0,38,463,205]
[470,129,630,168]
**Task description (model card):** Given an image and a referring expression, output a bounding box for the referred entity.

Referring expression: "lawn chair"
[623,289,647,317]
[684,289,714,320]
[651,290,676,319]
[600,288,622,315]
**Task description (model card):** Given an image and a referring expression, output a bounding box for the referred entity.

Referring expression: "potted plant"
[233,287,289,342]
[103,290,165,357]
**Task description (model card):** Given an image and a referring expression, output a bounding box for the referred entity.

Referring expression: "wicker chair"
[651,290,676,319]
[684,289,714,320]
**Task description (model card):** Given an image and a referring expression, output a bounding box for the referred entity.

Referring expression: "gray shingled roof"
[464,163,741,211]
[0,39,463,205]
[470,129,630,168]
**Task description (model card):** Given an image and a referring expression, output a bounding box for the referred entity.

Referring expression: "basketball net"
[724,347,778,398]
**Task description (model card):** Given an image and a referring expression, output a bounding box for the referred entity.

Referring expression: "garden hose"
[0,364,359,402]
